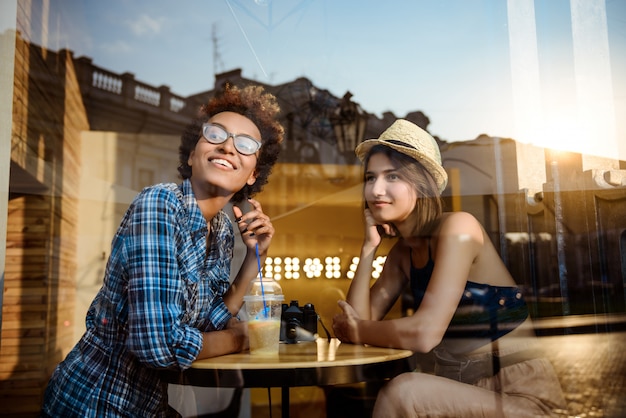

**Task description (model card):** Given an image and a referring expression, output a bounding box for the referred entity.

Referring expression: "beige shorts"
[373,357,567,417]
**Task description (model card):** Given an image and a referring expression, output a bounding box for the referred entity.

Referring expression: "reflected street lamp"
[331,91,367,164]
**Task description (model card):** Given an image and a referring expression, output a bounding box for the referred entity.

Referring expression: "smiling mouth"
[210,158,234,169]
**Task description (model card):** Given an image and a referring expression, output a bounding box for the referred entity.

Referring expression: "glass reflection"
[1,0,625,417]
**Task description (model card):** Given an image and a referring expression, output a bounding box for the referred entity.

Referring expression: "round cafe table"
[164,338,416,418]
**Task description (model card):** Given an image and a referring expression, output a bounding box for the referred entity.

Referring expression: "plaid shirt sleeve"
[124,186,203,370]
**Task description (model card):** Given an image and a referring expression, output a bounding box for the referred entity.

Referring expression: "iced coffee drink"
[248,319,281,355]
[243,276,284,356]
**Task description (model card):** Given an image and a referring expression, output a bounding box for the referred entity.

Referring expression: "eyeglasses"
[201,123,262,156]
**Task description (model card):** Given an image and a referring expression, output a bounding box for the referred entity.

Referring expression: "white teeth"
[210,158,233,169]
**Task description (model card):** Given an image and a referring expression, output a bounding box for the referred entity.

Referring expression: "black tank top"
[409,243,528,344]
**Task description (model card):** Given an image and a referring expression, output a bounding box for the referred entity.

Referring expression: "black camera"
[280,300,318,344]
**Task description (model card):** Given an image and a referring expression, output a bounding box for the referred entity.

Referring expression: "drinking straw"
[255,243,268,317]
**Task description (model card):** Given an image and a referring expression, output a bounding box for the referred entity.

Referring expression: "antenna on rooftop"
[212,23,225,75]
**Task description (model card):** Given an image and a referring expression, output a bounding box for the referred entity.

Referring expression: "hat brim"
[355,139,448,193]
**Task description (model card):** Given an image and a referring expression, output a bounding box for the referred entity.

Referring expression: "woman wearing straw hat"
[332,119,566,417]
[42,84,283,417]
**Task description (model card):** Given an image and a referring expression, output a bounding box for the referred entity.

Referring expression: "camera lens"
[286,323,298,341]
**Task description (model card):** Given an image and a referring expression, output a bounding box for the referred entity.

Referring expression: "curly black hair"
[178,84,284,203]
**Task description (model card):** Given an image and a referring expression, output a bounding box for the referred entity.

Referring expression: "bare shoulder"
[439,212,516,286]
[437,211,484,239]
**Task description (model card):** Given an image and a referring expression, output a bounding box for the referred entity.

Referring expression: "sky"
[5,0,626,159]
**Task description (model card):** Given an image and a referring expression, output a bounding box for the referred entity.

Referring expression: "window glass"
[1,1,625,417]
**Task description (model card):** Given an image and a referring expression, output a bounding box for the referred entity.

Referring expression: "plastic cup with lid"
[243,276,284,355]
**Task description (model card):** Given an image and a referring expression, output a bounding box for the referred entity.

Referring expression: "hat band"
[386,139,416,149]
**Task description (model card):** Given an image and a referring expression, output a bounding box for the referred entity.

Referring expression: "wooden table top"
[190,338,414,370]
[164,338,416,388]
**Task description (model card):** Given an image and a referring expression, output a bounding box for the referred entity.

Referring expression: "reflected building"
[441,137,626,318]
[2,29,626,416]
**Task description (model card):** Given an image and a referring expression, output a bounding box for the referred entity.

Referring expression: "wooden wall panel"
[1,9,85,413]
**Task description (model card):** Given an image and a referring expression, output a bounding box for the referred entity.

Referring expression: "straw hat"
[355,119,448,192]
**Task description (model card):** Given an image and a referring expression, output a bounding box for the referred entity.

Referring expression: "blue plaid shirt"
[43,180,234,417]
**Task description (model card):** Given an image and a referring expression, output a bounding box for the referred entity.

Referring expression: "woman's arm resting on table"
[197,318,248,359]
[338,213,484,353]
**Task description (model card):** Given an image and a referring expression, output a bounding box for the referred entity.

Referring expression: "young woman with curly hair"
[42,84,284,417]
